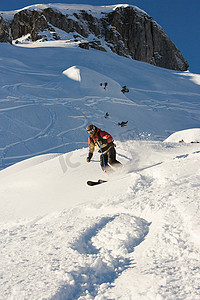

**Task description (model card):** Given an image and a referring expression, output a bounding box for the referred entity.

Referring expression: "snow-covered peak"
[0,2,188,71]
[0,3,147,18]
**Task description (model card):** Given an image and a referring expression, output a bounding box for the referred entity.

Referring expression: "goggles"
[87,129,95,134]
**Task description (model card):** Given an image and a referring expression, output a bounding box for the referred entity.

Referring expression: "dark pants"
[100,146,122,172]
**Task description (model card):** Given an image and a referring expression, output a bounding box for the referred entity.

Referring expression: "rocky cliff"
[0,4,189,71]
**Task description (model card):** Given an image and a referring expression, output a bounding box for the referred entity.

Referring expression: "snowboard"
[87,179,107,186]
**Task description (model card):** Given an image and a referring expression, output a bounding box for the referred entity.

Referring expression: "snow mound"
[63,66,81,82]
[0,153,60,178]
[164,128,200,143]
[55,65,126,98]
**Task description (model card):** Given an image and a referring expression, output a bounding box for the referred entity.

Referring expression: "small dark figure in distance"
[104,112,109,119]
[100,82,108,90]
[118,121,128,127]
[86,124,122,173]
[121,85,129,94]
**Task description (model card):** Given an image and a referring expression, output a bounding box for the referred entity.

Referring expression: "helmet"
[86,124,96,133]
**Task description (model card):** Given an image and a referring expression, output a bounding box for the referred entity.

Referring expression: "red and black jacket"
[88,127,114,157]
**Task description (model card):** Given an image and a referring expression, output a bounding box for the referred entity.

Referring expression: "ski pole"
[98,142,106,171]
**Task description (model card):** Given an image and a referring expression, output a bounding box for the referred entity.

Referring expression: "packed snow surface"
[0,5,200,298]
[0,134,200,299]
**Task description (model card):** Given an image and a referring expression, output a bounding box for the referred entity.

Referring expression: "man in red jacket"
[86,124,122,172]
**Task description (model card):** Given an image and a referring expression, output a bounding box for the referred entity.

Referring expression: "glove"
[87,153,93,162]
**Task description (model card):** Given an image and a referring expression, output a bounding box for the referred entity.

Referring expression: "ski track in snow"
[0,210,150,299]
[0,43,200,169]
[0,89,198,169]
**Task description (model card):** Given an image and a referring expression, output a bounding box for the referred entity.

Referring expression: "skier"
[118,121,128,127]
[86,124,122,172]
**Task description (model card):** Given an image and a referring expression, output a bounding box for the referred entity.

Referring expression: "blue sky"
[1,0,199,74]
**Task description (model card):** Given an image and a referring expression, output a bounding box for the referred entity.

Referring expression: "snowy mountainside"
[0,42,200,169]
[0,3,188,71]
[0,129,200,299]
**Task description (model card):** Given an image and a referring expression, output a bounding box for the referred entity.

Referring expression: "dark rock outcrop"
[0,16,12,43]
[11,9,49,41]
[0,5,189,71]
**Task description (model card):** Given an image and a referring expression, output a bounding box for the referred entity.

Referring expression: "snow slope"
[0,38,200,169]
[0,130,200,299]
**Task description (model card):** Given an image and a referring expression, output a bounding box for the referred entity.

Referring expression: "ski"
[87,179,107,186]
